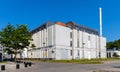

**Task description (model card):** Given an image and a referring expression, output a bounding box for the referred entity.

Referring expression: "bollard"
[24,63,28,67]
[1,65,5,71]
[28,62,32,66]
[16,64,20,69]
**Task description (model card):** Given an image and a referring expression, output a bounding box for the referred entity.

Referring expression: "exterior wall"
[100,37,106,58]
[27,24,56,59]
[54,24,106,60]
[55,24,70,46]
[20,22,106,60]
[48,25,54,46]
[55,24,72,60]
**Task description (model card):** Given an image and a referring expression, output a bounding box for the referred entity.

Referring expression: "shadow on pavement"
[113,66,120,68]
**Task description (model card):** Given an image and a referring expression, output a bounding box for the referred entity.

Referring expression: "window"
[77,41,79,47]
[77,30,79,47]
[78,50,79,56]
[70,50,72,56]
[88,35,90,41]
[70,41,72,47]
[99,52,101,58]
[70,32,72,38]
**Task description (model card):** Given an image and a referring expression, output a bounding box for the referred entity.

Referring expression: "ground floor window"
[70,50,72,56]
[78,50,79,56]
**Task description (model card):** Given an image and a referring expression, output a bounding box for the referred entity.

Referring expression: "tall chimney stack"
[99,7,102,37]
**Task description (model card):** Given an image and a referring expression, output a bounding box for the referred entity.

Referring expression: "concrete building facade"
[23,21,106,60]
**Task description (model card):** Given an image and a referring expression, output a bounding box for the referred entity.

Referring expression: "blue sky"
[0,0,119,42]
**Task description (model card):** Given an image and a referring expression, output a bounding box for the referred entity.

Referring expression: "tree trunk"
[14,49,17,62]
[14,54,17,62]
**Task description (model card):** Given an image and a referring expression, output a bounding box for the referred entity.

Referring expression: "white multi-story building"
[24,21,106,60]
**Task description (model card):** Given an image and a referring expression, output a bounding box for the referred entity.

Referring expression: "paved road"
[1,60,120,72]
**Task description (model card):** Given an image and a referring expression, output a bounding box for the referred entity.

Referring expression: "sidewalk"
[94,69,120,72]
[0,62,33,72]
[94,60,120,72]
[1,61,120,72]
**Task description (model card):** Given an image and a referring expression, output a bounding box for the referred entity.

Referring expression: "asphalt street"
[1,60,120,72]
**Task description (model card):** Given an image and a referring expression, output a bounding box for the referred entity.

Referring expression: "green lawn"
[0,61,6,64]
[47,59,102,64]
[20,58,120,64]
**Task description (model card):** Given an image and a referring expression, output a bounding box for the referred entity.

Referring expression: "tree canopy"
[107,39,120,50]
[0,24,34,59]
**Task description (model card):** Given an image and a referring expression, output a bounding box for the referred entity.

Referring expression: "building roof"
[66,21,98,35]
[31,21,98,35]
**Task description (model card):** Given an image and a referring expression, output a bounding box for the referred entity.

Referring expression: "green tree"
[107,39,120,50]
[0,24,34,61]
[107,42,114,49]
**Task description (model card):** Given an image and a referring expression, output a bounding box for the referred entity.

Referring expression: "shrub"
[113,52,119,57]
